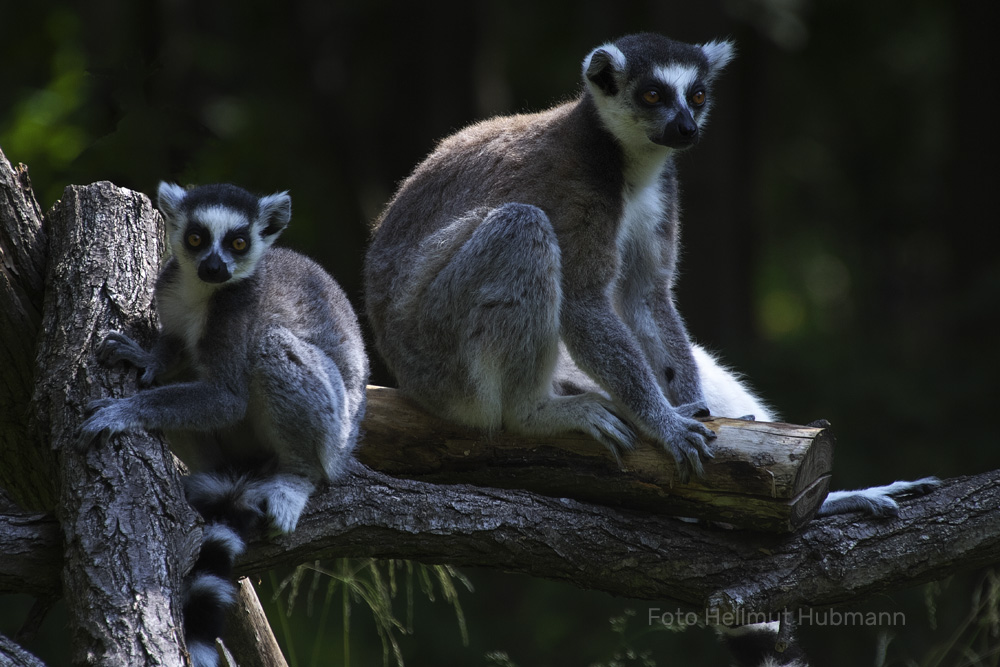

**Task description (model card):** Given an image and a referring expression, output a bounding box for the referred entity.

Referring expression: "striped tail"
[182,472,263,667]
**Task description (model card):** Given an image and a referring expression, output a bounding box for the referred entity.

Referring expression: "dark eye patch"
[223,226,252,254]
[635,80,675,107]
[183,223,211,250]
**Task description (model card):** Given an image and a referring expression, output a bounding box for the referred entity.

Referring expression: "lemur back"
[78,182,368,667]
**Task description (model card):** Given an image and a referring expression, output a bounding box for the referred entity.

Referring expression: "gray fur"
[365,33,730,480]
[78,182,369,532]
[816,477,941,518]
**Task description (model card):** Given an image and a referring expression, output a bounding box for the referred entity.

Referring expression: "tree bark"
[0,148,50,512]
[240,464,1000,615]
[0,500,60,598]
[222,578,290,667]
[0,634,46,667]
[34,182,199,666]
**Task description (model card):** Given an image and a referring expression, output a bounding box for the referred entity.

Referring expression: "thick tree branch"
[239,463,1000,615]
[0,633,45,667]
[4,464,997,617]
[0,508,60,597]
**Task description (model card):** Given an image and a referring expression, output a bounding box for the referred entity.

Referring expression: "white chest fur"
[616,172,666,260]
[156,274,216,354]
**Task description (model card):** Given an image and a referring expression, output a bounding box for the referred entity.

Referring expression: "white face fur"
[174,204,259,283]
[582,39,734,161]
[157,182,290,287]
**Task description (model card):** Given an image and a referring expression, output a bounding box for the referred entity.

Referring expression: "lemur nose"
[198,254,231,283]
[679,119,698,137]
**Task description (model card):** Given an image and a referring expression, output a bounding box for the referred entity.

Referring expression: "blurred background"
[1,0,997,665]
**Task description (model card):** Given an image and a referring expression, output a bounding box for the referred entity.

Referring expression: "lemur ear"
[156,182,187,228]
[257,191,291,239]
[583,44,626,96]
[700,40,735,76]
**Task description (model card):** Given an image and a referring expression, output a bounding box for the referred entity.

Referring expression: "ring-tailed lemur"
[77,183,369,667]
[366,33,728,481]
[364,32,938,503]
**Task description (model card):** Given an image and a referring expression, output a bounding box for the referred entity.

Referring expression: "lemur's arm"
[561,290,715,481]
[646,294,707,413]
[77,328,248,450]
[77,380,248,448]
[616,220,707,414]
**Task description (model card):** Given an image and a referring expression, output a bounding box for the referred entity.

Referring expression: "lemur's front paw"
[98,332,158,385]
[98,331,143,364]
[660,415,716,483]
[75,398,131,451]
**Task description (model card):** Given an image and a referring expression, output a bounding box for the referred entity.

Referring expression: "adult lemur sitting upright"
[78,183,369,667]
[365,33,937,514]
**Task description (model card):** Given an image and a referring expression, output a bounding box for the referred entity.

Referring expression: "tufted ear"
[700,40,735,76]
[156,182,188,230]
[257,191,292,239]
[583,44,626,96]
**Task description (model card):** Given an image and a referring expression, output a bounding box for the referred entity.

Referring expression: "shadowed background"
[1,1,996,664]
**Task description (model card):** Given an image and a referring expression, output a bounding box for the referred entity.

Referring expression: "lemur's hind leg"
[247,326,352,533]
[419,203,636,457]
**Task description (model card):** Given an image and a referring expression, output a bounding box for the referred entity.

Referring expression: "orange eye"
[691,90,706,106]
[642,89,661,105]
[231,237,247,252]
[187,233,202,247]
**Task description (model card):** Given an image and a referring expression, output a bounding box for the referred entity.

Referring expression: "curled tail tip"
[186,638,221,667]
[183,572,236,665]
[816,494,899,518]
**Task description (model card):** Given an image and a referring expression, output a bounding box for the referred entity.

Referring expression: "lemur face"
[583,34,734,153]
[157,183,291,285]
[179,207,254,284]
[630,63,709,149]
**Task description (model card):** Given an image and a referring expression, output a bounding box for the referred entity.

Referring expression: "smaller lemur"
[77,183,369,667]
